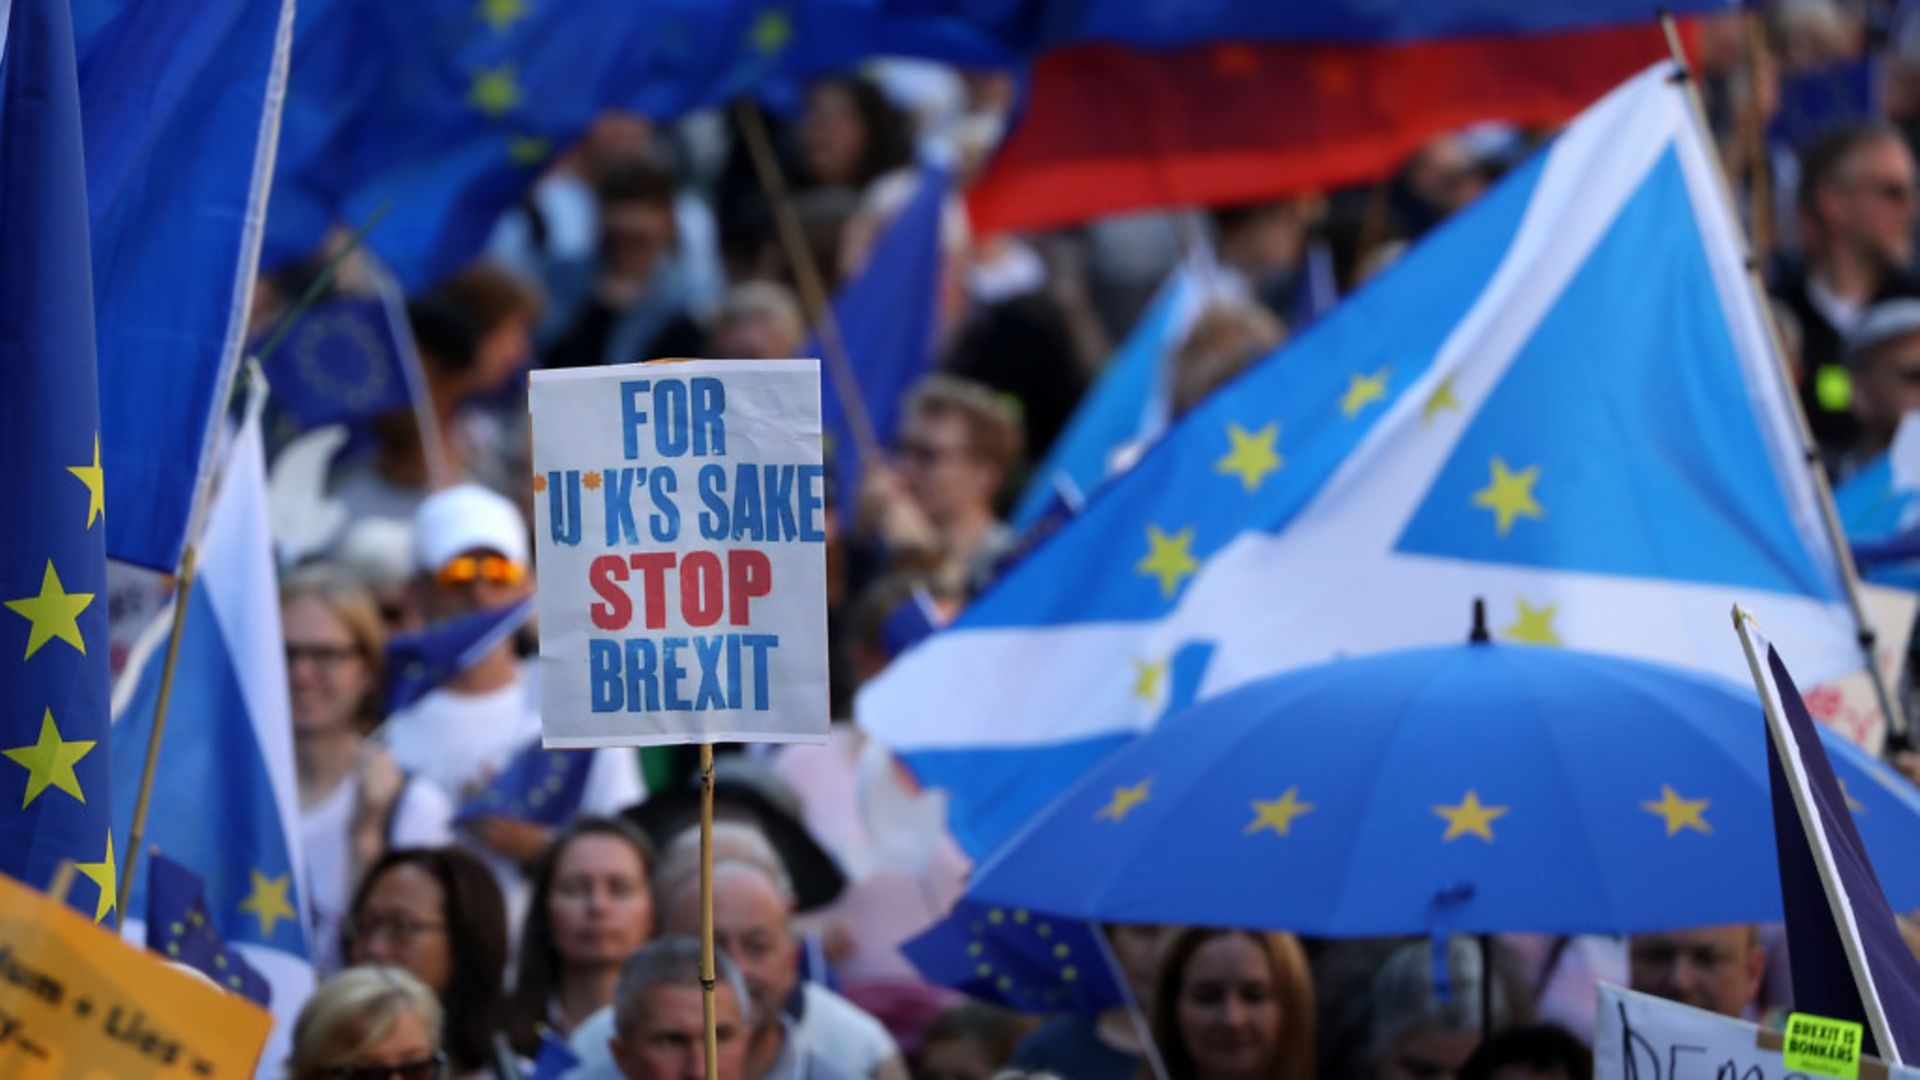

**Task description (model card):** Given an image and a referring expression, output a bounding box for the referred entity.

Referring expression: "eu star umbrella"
[965,636,1920,936]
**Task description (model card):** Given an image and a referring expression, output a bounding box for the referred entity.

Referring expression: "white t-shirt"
[301,771,455,973]
[794,982,898,1078]
[379,677,646,930]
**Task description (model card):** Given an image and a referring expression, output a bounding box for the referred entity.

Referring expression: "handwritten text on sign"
[530,360,829,747]
[1595,983,1915,1080]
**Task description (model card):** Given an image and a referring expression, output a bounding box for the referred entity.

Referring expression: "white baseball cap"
[412,484,529,572]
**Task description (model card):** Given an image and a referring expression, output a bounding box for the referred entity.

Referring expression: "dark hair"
[921,1001,1033,1068]
[1149,928,1315,1080]
[432,262,543,335]
[1798,120,1906,219]
[346,847,508,1076]
[594,154,678,209]
[1458,1023,1592,1080]
[505,816,658,1054]
[805,75,914,190]
[406,295,480,376]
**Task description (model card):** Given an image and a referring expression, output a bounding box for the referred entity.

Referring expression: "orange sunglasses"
[433,554,527,589]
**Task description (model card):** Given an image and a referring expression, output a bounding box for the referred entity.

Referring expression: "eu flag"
[256,295,418,430]
[384,597,534,714]
[147,852,272,1006]
[0,0,117,922]
[454,741,591,827]
[902,900,1122,1013]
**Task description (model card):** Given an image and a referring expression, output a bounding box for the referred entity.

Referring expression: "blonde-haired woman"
[283,563,452,971]
[287,966,447,1080]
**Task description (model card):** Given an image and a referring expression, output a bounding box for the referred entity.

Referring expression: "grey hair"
[1366,937,1511,1068]
[656,821,796,909]
[612,936,751,1036]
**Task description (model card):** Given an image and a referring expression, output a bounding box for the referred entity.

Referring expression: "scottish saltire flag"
[1746,625,1920,1063]
[147,852,273,1007]
[1834,421,1920,589]
[256,296,418,430]
[862,64,1866,856]
[454,742,591,827]
[0,0,116,923]
[903,900,1122,1013]
[75,0,294,572]
[112,409,315,1058]
[1010,260,1216,530]
[384,597,534,714]
[808,162,949,499]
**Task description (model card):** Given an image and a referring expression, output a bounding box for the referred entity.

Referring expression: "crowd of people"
[96,1,1920,1076]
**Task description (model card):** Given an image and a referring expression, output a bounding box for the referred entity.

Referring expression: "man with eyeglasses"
[1627,925,1767,1019]
[379,485,643,907]
[1772,121,1920,458]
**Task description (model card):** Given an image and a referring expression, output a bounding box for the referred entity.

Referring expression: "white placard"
[1596,983,1917,1079]
[528,360,829,747]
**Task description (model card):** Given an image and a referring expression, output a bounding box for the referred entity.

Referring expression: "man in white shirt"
[380,485,644,920]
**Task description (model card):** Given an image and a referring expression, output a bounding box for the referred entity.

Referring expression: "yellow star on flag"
[750,8,792,54]
[468,64,524,117]
[1096,778,1152,823]
[508,135,551,166]
[1340,367,1389,418]
[476,0,529,32]
[1136,525,1199,599]
[1422,374,1461,424]
[68,434,105,529]
[1434,790,1508,843]
[1130,656,1167,703]
[1215,422,1282,492]
[3,710,94,808]
[1246,786,1314,837]
[1471,456,1543,536]
[1642,785,1711,836]
[76,835,117,923]
[240,870,297,938]
[1502,597,1561,645]
[5,560,94,660]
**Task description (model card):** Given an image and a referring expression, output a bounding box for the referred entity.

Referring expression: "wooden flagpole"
[1660,14,1909,748]
[698,743,718,1080]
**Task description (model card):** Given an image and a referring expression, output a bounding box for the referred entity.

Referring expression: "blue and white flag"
[112,406,315,1061]
[76,0,295,572]
[862,64,1866,857]
[1745,624,1920,1064]
[1009,259,1217,530]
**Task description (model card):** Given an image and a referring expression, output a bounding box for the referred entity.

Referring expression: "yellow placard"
[0,871,272,1078]
[1784,1012,1865,1080]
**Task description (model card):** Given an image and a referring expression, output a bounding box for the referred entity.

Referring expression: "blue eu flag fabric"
[257,296,418,430]
[385,598,535,714]
[807,162,949,500]
[455,741,592,827]
[528,1031,580,1080]
[0,0,118,923]
[74,0,295,572]
[147,852,273,1007]
[902,900,1123,1013]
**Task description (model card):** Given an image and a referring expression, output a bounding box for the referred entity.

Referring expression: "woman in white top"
[283,564,454,971]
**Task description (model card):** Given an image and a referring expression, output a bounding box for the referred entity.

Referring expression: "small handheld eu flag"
[146,851,272,1006]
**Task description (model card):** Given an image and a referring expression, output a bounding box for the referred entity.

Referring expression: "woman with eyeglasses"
[287,965,449,1080]
[285,565,455,973]
[346,848,509,1079]
[504,817,658,1055]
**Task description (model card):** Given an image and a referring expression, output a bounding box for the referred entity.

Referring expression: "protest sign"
[1596,983,1919,1079]
[529,359,830,747]
[0,871,272,1079]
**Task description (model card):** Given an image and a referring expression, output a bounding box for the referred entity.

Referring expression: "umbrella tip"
[1469,597,1490,644]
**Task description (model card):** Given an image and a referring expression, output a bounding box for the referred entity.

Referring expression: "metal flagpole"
[732,100,883,464]
[1092,926,1171,1080]
[699,743,719,1080]
[1659,13,1910,749]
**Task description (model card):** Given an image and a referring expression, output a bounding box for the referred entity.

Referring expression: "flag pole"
[1731,606,1902,1058]
[119,211,395,921]
[1091,926,1171,1080]
[1661,13,1909,748]
[731,101,884,463]
[698,742,718,1080]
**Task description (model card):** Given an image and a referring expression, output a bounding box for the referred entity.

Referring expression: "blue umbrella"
[966,641,1920,937]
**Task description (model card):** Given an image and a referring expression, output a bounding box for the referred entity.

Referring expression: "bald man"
[1628,926,1766,1018]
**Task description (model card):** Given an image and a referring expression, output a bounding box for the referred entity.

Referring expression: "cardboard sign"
[1596,983,1917,1080]
[0,871,272,1078]
[529,360,830,747]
